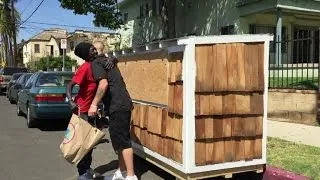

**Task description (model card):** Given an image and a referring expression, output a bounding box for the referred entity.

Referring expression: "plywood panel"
[166,113,183,140]
[243,117,256,137]
[195,45,215,92]
[167,138,175,160]
[212,117,223,138]
[256,116,263,136]
[158,135,164,156]
[232,117,243,137]
[224,138,234,162]
[132,103,140,126]
[206,139,214,164]
[250,93,264,115]
[245,137,255,161]
[173,140,183,163]
[196,117,206,139]
[254,137,263,159]
[258,43,265,91]
[213,139,225,164]
[174,82,183,115]
[244,43,259,91]
[168,84,175,113]
[195,140,206,166]
[227,44,238,91]
[236,43,246,90]
[223,117,232,137]
[214,44,228,91]
[236,94,251,114]
[200,94,211,115]
[223,94,236,114]
[171,52,183,82]
[195,94,201,116]
[161,109,168,137]
[210,94,223,115]
[154,107,163,135]
[168,60,177,83]
[118,52,168,105]
[234,137,245,161]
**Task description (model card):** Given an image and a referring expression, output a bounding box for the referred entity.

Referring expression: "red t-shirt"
[72,62,97,113]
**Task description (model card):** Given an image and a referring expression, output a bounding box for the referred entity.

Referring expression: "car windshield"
[36,73,73,87]
[0,68,28,75]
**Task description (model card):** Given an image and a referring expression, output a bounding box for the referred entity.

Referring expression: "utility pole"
[11,0,17,67]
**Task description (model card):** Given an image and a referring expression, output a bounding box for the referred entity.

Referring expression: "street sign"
[61,39,67,49]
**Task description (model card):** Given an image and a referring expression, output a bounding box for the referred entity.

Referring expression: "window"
[59,43,64,56]
[34,44,40,53]
[145,3,149,17]
[140,5,144,18]
[24,74,36,89]
[36,73,73,87]
[123,13,128,23]
[152,0,157,16]
[70,41,75,51]
[159,0,164,15]
[249,24,287,53]
[220,25,235,35]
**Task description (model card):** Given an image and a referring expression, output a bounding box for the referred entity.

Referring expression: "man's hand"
[69,100,78,111]
[88,105,98,117]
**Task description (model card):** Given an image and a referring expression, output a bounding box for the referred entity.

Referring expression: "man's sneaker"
[125,175,138,180]
[78,170,94,180]
[104,170,126,180]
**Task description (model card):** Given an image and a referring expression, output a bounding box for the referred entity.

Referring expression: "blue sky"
[16,0,113,42]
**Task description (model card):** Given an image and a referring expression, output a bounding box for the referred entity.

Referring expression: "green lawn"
[267,137,320,180]
[269,77,318,89]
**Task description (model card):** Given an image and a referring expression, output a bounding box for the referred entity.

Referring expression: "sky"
[16,0,114,43]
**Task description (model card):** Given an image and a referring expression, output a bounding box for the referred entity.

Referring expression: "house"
[118,0,320,65]
[66,30,120,65]
[22,28,67,66]
[23,29,121,66]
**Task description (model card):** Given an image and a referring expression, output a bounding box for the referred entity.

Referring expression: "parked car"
[0,67,28,94]
[8,73,33,104]
[17,71,79,128]
[6,73,25,98]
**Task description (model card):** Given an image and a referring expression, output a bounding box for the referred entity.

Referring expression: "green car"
[16,71,79,128]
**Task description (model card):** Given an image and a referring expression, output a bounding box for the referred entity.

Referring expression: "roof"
[118,0,135,8]
[29,29,67,41]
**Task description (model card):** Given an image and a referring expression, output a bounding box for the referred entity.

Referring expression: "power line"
[20,0,45,26]
[20,0,34,15]
[25,21,114,32]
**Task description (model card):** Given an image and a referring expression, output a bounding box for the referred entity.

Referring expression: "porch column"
[276,8,282,65]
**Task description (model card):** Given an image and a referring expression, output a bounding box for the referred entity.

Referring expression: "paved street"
[0,95,174,180]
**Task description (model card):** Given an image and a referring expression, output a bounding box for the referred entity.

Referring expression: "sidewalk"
[268,119,320,147]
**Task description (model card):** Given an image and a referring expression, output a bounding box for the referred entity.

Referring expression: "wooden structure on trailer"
[110,34,273,179]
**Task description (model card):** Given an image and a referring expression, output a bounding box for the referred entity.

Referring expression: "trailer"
[111,34,273,179]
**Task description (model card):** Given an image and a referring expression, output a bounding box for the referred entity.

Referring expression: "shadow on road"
[38,121,68,132]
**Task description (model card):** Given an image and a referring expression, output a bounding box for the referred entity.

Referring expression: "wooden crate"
[117,35,272,179]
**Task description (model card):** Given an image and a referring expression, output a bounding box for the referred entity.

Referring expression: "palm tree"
[0,0,20,67]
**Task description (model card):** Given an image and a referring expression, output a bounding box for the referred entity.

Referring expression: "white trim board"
[177,34,274,45]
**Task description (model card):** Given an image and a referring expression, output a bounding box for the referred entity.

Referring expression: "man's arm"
[88,79,108,116]
[66,81,77,111]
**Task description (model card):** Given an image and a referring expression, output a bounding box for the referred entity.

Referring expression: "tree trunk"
[1,34,9,66]
[11,0,17,66]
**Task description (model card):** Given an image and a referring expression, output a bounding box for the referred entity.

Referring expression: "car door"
[19,74,37,113]
[11,75,24,100]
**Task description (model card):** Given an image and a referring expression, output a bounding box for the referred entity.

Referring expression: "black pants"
[76,113,94,175]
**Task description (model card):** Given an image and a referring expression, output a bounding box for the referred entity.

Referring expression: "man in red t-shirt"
[66,42,115,180]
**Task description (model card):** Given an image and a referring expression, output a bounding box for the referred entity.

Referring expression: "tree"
[27,56,78,72]
[0,0,20,66]
[58,0,122,30]
[59,0,177,40]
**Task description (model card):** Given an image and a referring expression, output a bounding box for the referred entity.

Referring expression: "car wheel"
[27,106,37,128]
[9,94,15,104]
[17,100,23,116]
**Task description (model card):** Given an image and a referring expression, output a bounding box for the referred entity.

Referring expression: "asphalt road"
[0,95,174,180]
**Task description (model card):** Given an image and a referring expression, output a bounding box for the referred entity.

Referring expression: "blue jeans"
[77,113,94,175]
